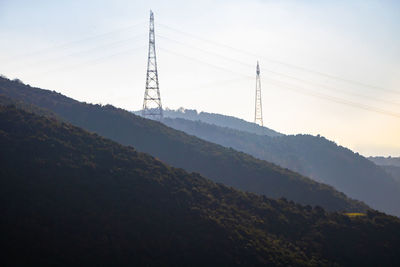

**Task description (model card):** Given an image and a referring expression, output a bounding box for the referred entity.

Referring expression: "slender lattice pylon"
[254,61,263,126]
[142,10,163,120]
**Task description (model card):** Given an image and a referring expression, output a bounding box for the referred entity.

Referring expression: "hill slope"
[369,157,400,185]
[381,165,400,183]
[162,107,282,136]
[162,117,400,216]
[0,77,367,212]
[1,105,400,266]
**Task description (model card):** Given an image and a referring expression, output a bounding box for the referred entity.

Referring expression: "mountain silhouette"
[0,76,366,212]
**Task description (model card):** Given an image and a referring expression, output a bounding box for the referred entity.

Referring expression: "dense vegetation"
[1,105,400,266]
[0,76,367,212]
[162,117,400,216]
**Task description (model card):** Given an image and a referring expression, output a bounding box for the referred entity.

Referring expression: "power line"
[33,45,146,77]
[2,20,146,63]
[159,46,400,119]
[5,16,397,120]
[266,78,400,119]
[157,34,400,106]
[157,22,400,96]
[172,77,252,94]
[264,72,400,107]
[6,33,147,72]
[157,33,254,71]
[159,47,252,79]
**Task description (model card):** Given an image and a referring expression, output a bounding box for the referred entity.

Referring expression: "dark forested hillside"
[162,117,400,216]
[1,105,400,266]
[162,107,282,136]
[0,77,367,212]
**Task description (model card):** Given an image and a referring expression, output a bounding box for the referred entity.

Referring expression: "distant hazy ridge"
[160,109,400,216]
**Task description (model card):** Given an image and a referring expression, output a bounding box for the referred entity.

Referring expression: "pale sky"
[1,0,399,156]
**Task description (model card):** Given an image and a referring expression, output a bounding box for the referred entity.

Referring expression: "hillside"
[161,117,400,216]
[162,107,282,136]
[1,105,400,266]
[381,165,400,182]
[0,77,367,212]
[368,156,400,185]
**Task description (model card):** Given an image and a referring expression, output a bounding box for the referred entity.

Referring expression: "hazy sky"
[1,0,399,156]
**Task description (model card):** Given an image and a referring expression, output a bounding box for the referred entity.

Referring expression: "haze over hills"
[1,0,399,265]
[369,156,400,167]
[0,77,367,212]
[162,108,282,137]
[159,109,400,217]
[369,156,400,185]
[380,165,400,183]
[2,104,400,266]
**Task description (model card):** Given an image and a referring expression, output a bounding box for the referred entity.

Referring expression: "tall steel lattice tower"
[142,10,163,120]
[254,61,263,126]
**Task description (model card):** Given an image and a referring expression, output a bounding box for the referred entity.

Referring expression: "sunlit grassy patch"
[344,213,366,217]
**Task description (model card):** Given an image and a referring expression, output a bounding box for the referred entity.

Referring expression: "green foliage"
[1,105,400,266]
[0,77,367,212]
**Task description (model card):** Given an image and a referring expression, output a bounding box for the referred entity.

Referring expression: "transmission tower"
[254,61,263,126]
[142,10,163,120]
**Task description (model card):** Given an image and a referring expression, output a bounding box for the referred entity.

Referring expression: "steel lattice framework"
[254,61,263,126]
[142,10,163,120]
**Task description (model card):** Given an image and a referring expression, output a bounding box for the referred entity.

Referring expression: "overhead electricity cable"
[160,46,400,119]
[157,23,400,95]
[157,34,252,68]
[263,73,400,107]
[157,34,400,106]
[265,78,400,119]
[174,77,253,92]
[34,45,146,77]
[2,20,146,62]
[7,33,147,72]
[159,47,253,79]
